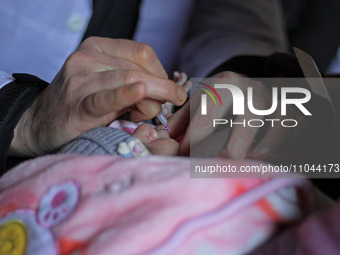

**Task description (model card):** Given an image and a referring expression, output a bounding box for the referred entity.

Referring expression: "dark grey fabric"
[82,0,142,41]
[282,0,340,71]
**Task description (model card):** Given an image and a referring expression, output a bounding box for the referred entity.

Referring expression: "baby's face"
[132,123,179,156]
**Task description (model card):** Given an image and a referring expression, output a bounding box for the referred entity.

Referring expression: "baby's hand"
[132,124,179,156]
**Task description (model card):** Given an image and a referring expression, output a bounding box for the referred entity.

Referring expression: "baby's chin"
[147,138,179,156]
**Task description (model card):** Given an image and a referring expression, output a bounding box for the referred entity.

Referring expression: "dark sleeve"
[248,199,340,255]
[208,53,305,78]
[0,74,48,175]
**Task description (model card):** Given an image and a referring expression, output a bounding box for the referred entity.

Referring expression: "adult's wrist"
[0,73,48,174]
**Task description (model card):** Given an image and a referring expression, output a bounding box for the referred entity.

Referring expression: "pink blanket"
[0,155,328,255]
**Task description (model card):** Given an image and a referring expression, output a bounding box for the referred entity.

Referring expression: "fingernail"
[148,129,158,141]
[253,146,270,155]
[178,87,187,103]
[228,139,247,159]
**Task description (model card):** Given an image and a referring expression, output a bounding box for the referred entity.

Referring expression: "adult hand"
[10,37,187,156]
[168,71,312,160]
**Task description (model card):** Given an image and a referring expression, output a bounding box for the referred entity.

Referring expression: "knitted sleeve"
[59,127,151,157]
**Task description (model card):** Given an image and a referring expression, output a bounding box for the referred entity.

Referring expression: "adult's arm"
[179,0,288,77]
[0,73,48,174]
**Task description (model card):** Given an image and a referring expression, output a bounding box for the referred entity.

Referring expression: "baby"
[59,121,180,157]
